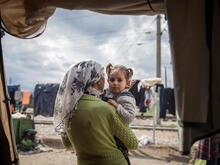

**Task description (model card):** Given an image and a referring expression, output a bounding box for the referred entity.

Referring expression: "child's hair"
[106,63,133,80]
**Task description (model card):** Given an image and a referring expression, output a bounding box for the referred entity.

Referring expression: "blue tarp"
[34,83,59,117]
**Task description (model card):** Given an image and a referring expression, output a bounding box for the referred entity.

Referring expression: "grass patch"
[169,123,177,128]
[136,107,154,117]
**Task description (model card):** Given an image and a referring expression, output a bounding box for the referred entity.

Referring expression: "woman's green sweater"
[61,94,138,165]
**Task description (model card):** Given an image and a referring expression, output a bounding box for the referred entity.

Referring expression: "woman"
[54,60,138,165]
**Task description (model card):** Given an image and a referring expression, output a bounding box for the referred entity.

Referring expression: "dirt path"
[19,115,194,165]
[19,144,192,165]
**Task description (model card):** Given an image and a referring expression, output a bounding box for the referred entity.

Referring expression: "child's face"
[107,71,129,94]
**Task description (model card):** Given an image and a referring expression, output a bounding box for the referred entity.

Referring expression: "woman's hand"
[107,99,118,108]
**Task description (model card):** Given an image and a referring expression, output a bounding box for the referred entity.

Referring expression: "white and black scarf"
[54,60,104,133]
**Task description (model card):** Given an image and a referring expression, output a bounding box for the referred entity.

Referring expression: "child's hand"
[107,99,118,108]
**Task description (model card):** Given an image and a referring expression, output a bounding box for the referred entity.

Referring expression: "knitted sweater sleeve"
[61,133,72,149]
[111,113,138,150]
[116,96,136,124]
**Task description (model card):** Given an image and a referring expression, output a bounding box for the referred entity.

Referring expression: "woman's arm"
[111,112,138,150]
[61,133,72,149]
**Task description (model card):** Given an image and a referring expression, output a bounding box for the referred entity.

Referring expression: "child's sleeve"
[116,96,136,124]
[111,112,138,150]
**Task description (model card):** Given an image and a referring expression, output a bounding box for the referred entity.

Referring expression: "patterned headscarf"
[54,60,104,133]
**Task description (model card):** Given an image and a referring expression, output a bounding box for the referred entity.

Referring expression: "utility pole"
[9,77,12,85]
[164,66,167,88]
[156,15,161,78]
[153,14,161,138]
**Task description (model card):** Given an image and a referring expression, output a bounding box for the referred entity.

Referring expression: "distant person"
[144,86,152,112]
[54,60,138,165]
[101,63,136,165]
[139,84,147,118]
[14,86,23,111]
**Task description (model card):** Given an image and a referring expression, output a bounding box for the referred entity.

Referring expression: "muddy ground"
[18,114,196,165]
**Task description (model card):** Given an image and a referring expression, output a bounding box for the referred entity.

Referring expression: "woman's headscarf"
[54,60,104,133]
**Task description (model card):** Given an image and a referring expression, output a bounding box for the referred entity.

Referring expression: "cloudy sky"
[2,8,173,92]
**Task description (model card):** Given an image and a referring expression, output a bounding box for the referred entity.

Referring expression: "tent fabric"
[0,37,17,164]
[34,83,59,117]
[0,0,165,38]
[46,0,165,15]
[0,0,56,38]
[166,0,220,154]
[0,119,12,165]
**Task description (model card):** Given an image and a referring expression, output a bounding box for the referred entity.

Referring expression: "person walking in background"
[54,60,138,165]
[14,86,23,112]
[139,84,147,118]
[144,86,152,112]
[101,63,136,165]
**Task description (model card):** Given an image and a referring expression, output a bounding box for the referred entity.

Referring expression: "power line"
[116,17,157,55]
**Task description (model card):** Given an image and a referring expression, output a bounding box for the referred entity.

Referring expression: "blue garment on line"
[139,87,146,113]
[160,87,176,119]
[34,84,59,117]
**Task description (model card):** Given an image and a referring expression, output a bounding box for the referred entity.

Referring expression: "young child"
[101,63,136,165]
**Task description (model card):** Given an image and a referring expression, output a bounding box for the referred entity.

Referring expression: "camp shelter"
[0,0,219,164]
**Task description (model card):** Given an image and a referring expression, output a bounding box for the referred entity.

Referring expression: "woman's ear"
[126,80,131,88]
[94,75,105,94]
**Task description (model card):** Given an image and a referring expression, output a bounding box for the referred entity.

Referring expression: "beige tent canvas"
[141,78,162,88]
[0,0,220,164]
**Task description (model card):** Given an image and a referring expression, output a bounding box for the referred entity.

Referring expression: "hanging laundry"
[159,87,176,119]
[34,83,59,117]
[139,86,146,113]
[129,79,141,106]
[22,90,30,105]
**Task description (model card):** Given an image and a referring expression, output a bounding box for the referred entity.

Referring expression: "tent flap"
[166,0,220,154]
[0,30,18,164]
[0,0,165,38]
[0,0,56,38]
